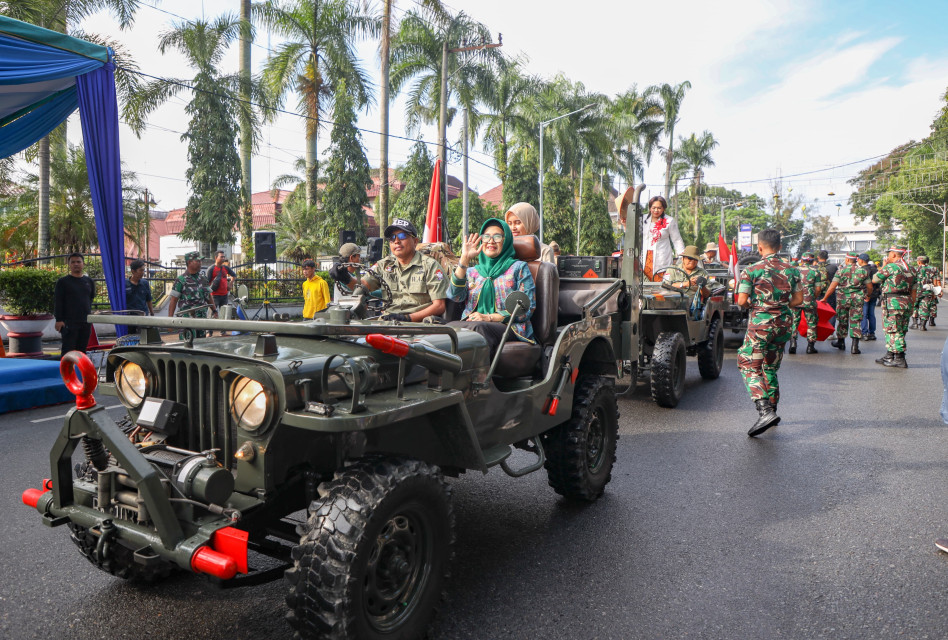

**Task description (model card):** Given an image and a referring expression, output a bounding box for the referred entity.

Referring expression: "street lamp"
[720,201,744,240]
[538,103,596,243]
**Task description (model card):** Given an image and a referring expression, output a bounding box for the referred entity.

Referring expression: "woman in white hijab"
[642,195,685,281]
[504,202,556,264]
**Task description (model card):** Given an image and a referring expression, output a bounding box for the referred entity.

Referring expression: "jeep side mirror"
[504,291,530,318]
[695,276,707,287]
[237,284,249,301]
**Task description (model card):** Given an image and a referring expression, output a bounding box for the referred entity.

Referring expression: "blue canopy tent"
[0,15,126,335]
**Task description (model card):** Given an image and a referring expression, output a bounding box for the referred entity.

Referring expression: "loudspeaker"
[339,230,356,246]
[366,237,383,263]
[254,231,276,263]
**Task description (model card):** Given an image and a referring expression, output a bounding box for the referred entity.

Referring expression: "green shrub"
[0,267,60,316]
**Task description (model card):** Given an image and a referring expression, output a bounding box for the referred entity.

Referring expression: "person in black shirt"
[54,252,96,357]
[125,259,153,333]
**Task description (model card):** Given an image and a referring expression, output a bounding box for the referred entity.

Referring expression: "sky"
[73,0,948,225]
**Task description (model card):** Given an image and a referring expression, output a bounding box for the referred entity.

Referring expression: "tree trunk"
[37,135,50,257]
[379,0,391,246]
[239,0,254,261]
[664,146,674,202]
[693,170,701,242]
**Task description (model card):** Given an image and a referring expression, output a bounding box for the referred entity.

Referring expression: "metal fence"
[0,255,319,311]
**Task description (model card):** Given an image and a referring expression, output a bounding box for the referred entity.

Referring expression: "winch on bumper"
[22,352,255,580]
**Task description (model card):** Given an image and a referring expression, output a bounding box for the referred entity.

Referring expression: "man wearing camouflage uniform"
[737,229,803,437]
[821,252,872,354]
[912,256,941,330]
[169,251,217,339]
[873,245,916,368]
[788,252,822,354]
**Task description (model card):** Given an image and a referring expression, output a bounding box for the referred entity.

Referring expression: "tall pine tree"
[321,84,372,249]
[390,140,434,233]
[578,170,615,255]
[542,170,576,254]
[503,146,539,210]
[181,64,243,250]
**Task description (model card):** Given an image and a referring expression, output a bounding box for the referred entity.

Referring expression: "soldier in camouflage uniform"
[912,256,941,330]
[788,252,822,354]
[168,251,217,339]
[872,245,916,368]
[362,218,448,322]
[737,229,803,437]
[821,252,872,353]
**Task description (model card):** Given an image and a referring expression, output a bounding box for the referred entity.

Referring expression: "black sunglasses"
[387,231,414,241]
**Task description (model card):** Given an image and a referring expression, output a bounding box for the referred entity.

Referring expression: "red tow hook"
[60,351,97,410]
[22,478,53,509]
[545,360,575,416]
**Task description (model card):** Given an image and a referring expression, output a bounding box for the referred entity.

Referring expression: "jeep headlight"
[115,361,149,408]
[230,376,270,430]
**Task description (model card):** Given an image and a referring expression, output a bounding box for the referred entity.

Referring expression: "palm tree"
[610,86,663,188]
[255,0,378,206]
[653,80,692,201]
[390,7,496,136]
[481,54,540,181]
[673,130,718,242]
[533,75,612,179]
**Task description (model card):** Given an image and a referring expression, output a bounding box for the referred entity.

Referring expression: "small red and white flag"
[423,159,442,243]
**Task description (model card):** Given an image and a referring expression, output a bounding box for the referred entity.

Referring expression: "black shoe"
[749,399,780,437]
[875,350,893,365]
[836,338,845,350]
[788,339,797,354]
[884,352,908,368]
[921,319,928,331]
[851,337,861,354]
[865,333,877,341]
[930,318,936,326]
[806,341,817,354]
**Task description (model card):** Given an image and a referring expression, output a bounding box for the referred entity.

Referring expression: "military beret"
[184,251,202,262]
[917,255,929,262]
[886,245,907,254]
[846,251,859,259]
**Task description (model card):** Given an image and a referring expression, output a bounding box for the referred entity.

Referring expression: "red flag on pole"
[718,234,730,264]
[730,240,738,284]
[424,159,442,243]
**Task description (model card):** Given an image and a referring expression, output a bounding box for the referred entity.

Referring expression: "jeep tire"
[650,331,687,408]
[543,375,619,502]
[697,317,724,380]
[285,457,454,640]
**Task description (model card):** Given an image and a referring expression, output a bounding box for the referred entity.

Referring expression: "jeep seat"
[494,236,560,378]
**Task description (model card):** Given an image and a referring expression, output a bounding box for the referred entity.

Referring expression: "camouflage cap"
[184,251,202,262]
[917,255,929,262]
[801,251,815,261]
[886,244,907,254]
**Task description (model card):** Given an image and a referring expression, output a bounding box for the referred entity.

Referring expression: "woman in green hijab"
[447,218,536,359]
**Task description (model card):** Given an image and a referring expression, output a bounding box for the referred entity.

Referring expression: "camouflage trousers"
[738,313,793,403]
[882,305,910,352]
[790,305,819,342]
[838,293,865,338]
[915,294,936,320]
[177,306,209,339]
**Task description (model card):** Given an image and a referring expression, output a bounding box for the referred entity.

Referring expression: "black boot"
[911,316,919,329]
[837,338,845,350]
[930,317,936,326]
[875,350,893,365]
[921,319,928,331]
[748,399,780,437]
[806,341,817,354]
[788,337,797,354]
[865,333,876,341]
[851,337,861,354]
[884,352,908,368]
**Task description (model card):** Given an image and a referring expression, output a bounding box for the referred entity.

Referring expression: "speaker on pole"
[366,237,383,262]
[339,230,356,246]
[254,231,276,263]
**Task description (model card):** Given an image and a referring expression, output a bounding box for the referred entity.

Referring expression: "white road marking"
[30,404,126,424]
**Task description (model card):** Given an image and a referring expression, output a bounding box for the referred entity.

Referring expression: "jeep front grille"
[154,358,237,469]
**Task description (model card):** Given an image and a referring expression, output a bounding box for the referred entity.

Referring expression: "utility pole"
[462,108,469,238]
[239,0,253,261]
[438,36,502,238]
[379,0,391,246]
[576,157,584,253]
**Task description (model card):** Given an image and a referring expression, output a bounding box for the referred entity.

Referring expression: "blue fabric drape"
[0,33,103,84]
[0,87,77,157]
[76,60,126,336]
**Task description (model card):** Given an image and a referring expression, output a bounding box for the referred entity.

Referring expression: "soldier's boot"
[788,337,797,354]
[910,316,919,329]
[851,337,861,354]
[884,352,908,368]
[748,399,780,437]
[921,319,928,331]
[836,338,846,350]
[806,341,817,354]
[930,317,936,326]
[875,350,894,365]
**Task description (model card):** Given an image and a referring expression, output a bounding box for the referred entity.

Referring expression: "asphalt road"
[1,323,947,639]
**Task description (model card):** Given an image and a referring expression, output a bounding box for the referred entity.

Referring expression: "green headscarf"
[474,218,517,316]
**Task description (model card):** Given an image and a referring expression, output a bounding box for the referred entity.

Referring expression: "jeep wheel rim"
[587,407,606,473]
[365,507,433,632]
